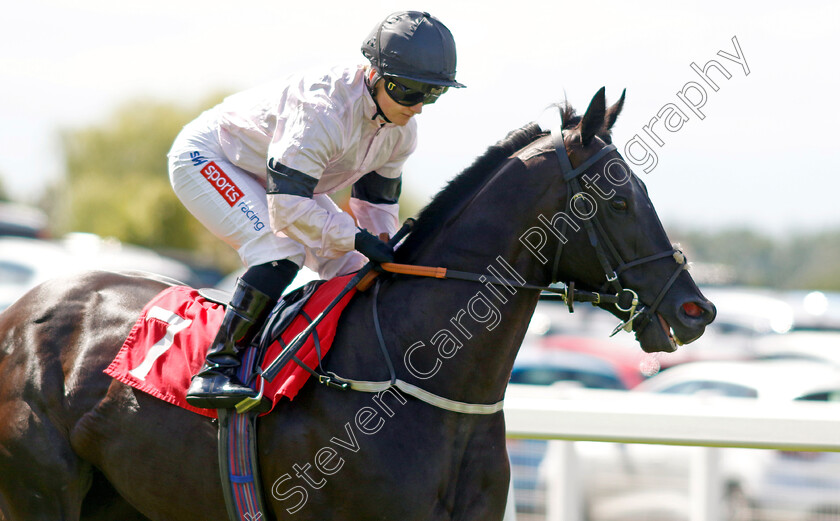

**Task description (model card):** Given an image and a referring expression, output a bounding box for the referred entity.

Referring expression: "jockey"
[167,11,465,410]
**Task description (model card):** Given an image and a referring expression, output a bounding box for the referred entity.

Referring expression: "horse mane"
[395,122,547,260]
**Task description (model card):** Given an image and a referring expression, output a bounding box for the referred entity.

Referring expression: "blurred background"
[2,1,839,520]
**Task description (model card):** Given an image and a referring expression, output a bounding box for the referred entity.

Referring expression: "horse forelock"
[394,122,547,260]
[559,102,580,131]
[557,99,618,145]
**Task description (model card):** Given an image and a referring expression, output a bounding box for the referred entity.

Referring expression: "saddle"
[199,279,328,384]
[262,281,326,354]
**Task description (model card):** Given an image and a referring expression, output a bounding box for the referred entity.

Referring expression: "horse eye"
[610,198,628,212]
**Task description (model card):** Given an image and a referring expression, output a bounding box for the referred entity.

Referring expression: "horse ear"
[604,89,627,132]
[580,87,607,146]
[604,88,626,131]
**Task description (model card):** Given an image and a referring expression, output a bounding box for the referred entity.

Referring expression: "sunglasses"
[383,77,448,106]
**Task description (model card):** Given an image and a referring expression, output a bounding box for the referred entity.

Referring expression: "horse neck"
[391,159,554,404]
[409,152,557,281]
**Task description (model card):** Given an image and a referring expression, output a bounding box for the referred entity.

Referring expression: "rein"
[372,262,634,309]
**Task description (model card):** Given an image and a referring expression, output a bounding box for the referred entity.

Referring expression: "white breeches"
[168,116,366,279]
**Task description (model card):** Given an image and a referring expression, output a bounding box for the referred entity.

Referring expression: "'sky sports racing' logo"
[200,162,242,207]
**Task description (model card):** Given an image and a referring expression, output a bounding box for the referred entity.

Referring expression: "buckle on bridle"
[615,288,638,313]
[318,374,350,391]
[610,289,640,336]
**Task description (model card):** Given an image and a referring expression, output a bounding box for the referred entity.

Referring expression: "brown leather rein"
[356,262,634,311]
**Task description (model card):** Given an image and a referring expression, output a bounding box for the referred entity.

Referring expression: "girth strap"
[217,344,269,521]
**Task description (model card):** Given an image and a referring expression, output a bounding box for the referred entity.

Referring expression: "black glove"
[354,229,395,263]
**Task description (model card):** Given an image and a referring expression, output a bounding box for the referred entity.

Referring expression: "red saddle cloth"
[104,274,356,419]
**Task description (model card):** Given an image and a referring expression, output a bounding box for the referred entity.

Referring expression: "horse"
[0,88,715,521]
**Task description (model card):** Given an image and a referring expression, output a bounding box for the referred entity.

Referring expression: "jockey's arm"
[349,170,401,242]
[265,159,357,259]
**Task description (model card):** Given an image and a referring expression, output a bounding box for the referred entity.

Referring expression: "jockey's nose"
[410,103,423,114]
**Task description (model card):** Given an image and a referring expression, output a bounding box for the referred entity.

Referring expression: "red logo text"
[200,162,242,207]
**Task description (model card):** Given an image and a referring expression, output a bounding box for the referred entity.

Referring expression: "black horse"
[0,88,714,521]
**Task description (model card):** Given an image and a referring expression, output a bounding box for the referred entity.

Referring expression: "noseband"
[549,126,688,339]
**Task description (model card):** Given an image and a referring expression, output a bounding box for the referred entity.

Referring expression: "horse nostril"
[682,302,704,318]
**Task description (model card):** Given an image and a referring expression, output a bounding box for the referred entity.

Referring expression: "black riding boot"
[186,278,276,409]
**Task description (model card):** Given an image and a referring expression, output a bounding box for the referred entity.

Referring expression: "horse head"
[394,87,715,357]
[545,87,716,352]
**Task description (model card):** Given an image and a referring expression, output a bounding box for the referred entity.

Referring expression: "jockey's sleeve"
[266,162,357,259]
[348,127,414,239]
[265,103,359,259]
[349,171,401,239]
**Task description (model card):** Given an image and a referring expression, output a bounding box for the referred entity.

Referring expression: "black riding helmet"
[362,11,466,89]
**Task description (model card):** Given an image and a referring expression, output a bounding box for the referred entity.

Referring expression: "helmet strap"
[365,68,391,124]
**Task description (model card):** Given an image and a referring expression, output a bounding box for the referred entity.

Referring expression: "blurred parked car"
[752,331,840,367]
[506,350,633,516]
[0,237,78,311]
[783,290,840,331]
[699,287,795,336]
[553,359,840,521]
[511,350,636,390]
[0,235,200,311]
[60,233,199,285]
[0,202,49,238]
[525,293,766,377]
[633,358,840,401]
[523,300,682,380]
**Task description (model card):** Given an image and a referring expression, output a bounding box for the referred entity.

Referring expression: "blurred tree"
[0,175,9,202]
[52,94,431,277]
[782,232,840,290]
[672,228,776,286]
[670,227,840,291]
[53,95,242,274]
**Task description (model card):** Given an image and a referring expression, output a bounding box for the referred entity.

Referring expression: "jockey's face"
[374,80,423,126]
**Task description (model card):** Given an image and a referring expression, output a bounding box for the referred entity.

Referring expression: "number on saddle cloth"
[257,280,326,353]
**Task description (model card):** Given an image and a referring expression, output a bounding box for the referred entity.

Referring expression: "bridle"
[548,125,688,338]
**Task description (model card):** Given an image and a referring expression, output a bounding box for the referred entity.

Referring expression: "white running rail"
[503,384,840,521]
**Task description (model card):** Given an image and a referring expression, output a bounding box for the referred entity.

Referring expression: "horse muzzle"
[634,297,717,353]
